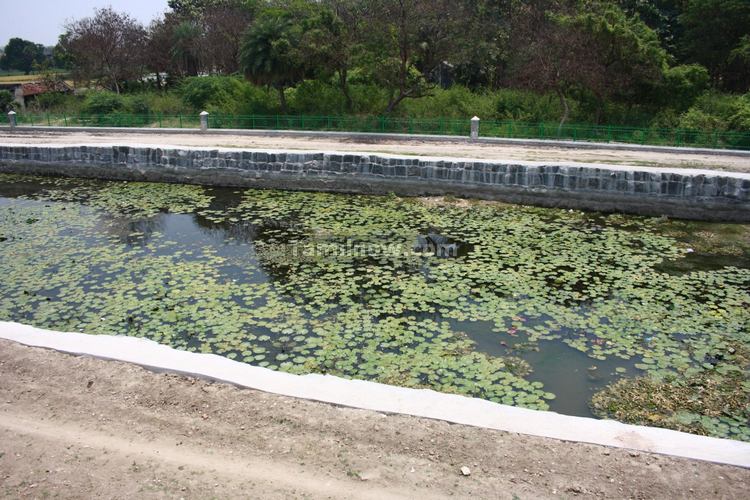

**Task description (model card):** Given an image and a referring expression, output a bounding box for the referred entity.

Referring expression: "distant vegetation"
[2,0,749,135]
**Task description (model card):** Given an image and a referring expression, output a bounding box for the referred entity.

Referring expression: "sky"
[0,0,169,47]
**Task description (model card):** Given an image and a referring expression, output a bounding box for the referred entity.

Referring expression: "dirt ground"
[2,129,750,173]
[1,340,748,499]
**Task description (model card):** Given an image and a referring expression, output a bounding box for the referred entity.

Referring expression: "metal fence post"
[470,116,480,140]
[200,111,209,131]
[7,111,17,130]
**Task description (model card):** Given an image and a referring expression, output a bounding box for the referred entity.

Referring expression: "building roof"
[20,81,72,97]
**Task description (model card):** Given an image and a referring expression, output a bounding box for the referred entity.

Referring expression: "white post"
[8,111,17,130]
[470,116,480,140]
[200,111,209,131]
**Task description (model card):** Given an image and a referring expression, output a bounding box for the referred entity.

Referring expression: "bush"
[179,76,247,112]
[235,84,279,115]
[126,94,151,115]
[678,108,727,132]
[494,89,566,122]
[81,92,126,115]
[677,92,750,133]
[34,92,66,110]
[400,85,498,119]
[348,84,389,114]
[0,89,14,112]
[728,93,750,130]
[649,109,681,130]
[659,64,710,111]
[139,92,183,115]
[9,73,748,137]
[288,80,348,115]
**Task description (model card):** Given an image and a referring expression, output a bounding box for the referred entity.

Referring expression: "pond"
[0,173,748,441]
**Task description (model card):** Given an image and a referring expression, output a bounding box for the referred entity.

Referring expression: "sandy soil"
[2,129,750,173]
[1,339,748,499]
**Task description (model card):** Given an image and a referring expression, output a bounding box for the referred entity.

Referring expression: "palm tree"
[171,21,204,77]
[239,14,305,113]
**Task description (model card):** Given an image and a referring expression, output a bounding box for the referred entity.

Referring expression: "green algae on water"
[0,173,748,440]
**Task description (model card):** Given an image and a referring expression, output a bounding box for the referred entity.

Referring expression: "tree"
[167,0,259,19]
[726,35,750,92]
[510,1,667,127]
[202,1,256,73]
[657,64,710,110]
[509,1,587,128]
[51,35,74,70]
[678,0,750,91]
[452,0,515,89]
[168,0,223,17]
[61,8,148,93]
[239,11,307,112]
[361,0,471,113]
[0,38,45,74]
[0,90,14,112]
[618,0,682,55]
[146,17,178,85]
[571,4,667,99]
[303,0,365,111]
[171,20,205,77]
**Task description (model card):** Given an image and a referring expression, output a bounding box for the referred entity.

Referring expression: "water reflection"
[455,318,639,417]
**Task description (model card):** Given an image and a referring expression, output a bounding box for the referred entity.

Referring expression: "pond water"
[0,174,748,440]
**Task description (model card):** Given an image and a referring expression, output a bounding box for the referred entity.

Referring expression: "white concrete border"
[3,125,750,158]
[1,321,749,468]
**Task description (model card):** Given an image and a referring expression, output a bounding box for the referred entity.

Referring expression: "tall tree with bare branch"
[61,8,148,93]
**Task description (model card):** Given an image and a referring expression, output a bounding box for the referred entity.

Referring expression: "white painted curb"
[1,321,748,468]
[3,125,750,158]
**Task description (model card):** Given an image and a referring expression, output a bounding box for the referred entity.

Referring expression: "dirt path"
[1,340,748,499]
[2,129,749,172]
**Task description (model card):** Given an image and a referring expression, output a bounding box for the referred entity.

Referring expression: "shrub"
[689,92,739,120]
[129,95,152,115]
[34,92,66,110]
[288,80,348,115]
[677,92,750,132]
[494,89,567,122]
[678,108,727,132]
[400,85,498,119]
[81,91,125,115]
[142,92,183,115]
[728,93,750,130]
[348,84,389,114]
[649,109,681,130]
[235,84,279,115]
[179,76,246,112]
[659,64,710,111]
[0,89,14,112]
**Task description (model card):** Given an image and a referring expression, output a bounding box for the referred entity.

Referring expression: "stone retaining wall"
[1,144,749,221]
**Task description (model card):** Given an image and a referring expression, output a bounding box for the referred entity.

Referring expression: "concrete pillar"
[8,111,17,130]
[470,116,480,140]
[200,111,209,131]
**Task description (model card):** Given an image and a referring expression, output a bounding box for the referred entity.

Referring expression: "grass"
[591,344,750,440]
[0,73,70,84]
